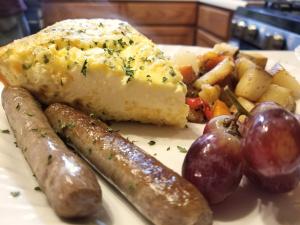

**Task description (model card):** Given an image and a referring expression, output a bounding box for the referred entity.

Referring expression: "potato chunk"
[235,68,272,101]
[270,63,300,99]
[238,52,268,69]
[198,84,221,105]
[259,84,295,112]
[235,57,256,80]
[194,57,234,89]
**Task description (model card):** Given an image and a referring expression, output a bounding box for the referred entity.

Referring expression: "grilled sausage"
[45,103,213,225]
[1,87,102,218]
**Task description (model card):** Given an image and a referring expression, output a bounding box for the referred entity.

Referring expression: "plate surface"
[0,45,300,225]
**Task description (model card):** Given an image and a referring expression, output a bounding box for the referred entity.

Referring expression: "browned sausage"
[45,103,213,225]
[1,87,102,218]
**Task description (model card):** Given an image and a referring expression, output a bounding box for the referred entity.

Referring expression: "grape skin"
[242,107,300,193]
[182,131,243,204]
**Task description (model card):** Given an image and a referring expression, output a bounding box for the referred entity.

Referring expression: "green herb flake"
[25,112,33,117]
[169,67,176,77]
[177,146,187,153]
[16,103,21,111]
[34,186,41,191]
[47,154,53,165]
[128,183,135,192]
[162,77,168,83]
[139,66,144,70]
[166,147,171,151]
[108,153,114,160]
[10,191,20,197]
[129,39,134,45]
[98,22,104,28]
[153,153,157,156]
[43,55,49,64]
[1,129,10,134]
[148,140,156,146]
[81,59,88,76]
[22,64,31,70]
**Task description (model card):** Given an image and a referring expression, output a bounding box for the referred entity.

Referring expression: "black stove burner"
[265,0,300,10]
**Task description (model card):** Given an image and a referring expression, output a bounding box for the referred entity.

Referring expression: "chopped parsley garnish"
[169,67,176,76]
[166,147,171,151]
[129,39,134,45]
[25,112,33,117]
[1,129,10,134]
[108,153,114,160]
[177,146,187,153]
[47,154,53,165]
[128,183,135,192]
[22,64,31,70]
[16,103,21,111]
[139,66,144,70]
[102,42,107,48]
[148,140,156,146]
[10,191,20,197]
[118,38,127,48]
[34,186,41,191]
[153,153,157,156]
[81,59,88,76]
[98,22,104,27]
[43,55,49,64]
[162,77,168,83]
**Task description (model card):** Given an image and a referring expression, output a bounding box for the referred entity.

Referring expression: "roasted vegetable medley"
[173,43,300,123]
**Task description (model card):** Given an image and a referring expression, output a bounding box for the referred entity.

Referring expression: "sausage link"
[2,87,102,218]
[45,103,213,225]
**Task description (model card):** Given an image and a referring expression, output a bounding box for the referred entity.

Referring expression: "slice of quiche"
[0,19,188,127]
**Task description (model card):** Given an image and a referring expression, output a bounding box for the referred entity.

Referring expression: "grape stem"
[224,86,250,117]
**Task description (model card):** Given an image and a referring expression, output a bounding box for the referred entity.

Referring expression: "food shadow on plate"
[109,121,200,141]
[213,177,300,225]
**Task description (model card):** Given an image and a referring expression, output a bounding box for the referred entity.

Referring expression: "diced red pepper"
[186,97,213,120]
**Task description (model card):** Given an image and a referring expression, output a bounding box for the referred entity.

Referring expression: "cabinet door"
[137,26,195,45]
[42,2,122,26]
[197,4,232,40]
[196,29,222,47]
[124,2,196,25]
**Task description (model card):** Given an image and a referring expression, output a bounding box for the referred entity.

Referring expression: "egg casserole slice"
[0,19,188,127]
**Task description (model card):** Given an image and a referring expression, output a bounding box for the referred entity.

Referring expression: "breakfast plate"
[0,45,299,225]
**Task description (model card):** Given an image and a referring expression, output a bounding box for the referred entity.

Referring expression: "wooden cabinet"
[137,26,195,45]
[42,1,233,46]
[42,1,197,45]
[196,4,233,47]
[42,2,123,26]
[124,2,196,25]
[196,29,222,47]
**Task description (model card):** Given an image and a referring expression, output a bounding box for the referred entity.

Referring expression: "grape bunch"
[182,102,300,205]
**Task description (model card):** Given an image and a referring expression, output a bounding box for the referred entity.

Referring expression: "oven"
[230,0,300,50]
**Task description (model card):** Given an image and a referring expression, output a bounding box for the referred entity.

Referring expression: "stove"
[230,0,300,50]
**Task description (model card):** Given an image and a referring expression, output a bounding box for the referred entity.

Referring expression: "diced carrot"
[204,55,226,72]
[179,65,197,84]
[212,99,231,118]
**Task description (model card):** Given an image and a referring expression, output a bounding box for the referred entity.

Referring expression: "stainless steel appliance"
[230,0,300,50]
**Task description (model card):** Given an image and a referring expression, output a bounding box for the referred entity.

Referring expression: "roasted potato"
[238,52,268,69]
[213,43,239,57]
[198,84,221,105]
[235,68,272,101]
[230,97,255,113]
[259,84,296,112]
[270,63,300,99]
[194,57,234,89]
[235,57,256,80]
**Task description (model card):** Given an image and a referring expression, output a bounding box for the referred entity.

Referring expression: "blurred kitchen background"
[2,0,300,50]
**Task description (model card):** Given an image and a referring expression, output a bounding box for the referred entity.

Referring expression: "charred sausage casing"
[1,87,102,218]
[45,103,213,225]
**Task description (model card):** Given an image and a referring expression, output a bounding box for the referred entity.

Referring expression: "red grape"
[182,131,243,204]
[242,107,300,193]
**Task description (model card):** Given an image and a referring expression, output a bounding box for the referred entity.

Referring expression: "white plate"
[0,46,300,225]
